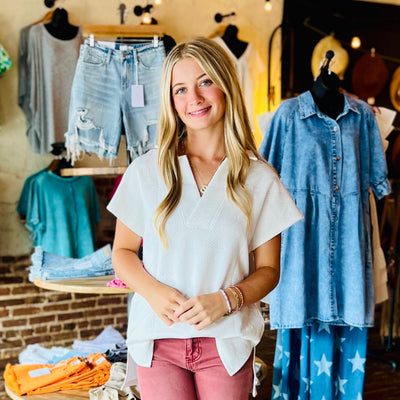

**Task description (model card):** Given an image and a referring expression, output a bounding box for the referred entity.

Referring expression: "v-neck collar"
[178,155,228,229]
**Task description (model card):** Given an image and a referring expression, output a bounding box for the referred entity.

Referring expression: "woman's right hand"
[145,282,188,326]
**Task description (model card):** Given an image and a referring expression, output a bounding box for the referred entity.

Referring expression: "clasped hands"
[148,283,229,331]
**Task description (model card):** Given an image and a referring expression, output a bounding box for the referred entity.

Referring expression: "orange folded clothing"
[4,353,111,396]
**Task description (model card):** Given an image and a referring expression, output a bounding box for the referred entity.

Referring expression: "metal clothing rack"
[369,180,400,370]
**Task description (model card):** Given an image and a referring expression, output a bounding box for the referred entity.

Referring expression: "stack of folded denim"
[29,244,114,281]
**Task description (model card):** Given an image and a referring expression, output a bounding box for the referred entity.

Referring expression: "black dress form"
[221,24,248,59]
[45,8,79,40]
[311,68,344,120]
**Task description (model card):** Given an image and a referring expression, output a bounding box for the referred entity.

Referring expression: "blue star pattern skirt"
[272,323,367,400]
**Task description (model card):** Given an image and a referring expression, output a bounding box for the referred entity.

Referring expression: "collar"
[298,90,360,120]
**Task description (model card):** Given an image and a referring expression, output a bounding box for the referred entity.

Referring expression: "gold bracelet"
[226,286,239,312]
[231,285,244,311]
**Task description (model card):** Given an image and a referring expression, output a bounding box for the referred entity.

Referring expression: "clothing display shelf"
[6,386,89,400]
[33,275,133,294]
[60,166,127,177]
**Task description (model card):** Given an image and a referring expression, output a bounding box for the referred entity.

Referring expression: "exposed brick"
[112,306,128,315]
[43,304,69,312]
[20,329,34,337]
[34,325,48,334]
[47,292,72,302]
[80,328,103,339]
[63,323,76,331]
[11,285,40,295]
[103,318,114,326]
[29,315,55,325]
[0,287,10,295]
[58,311,84,321]
[98,296,122,306]
[12,306,41,316]
[0,267,11,274]
[49,325,62,333]
[25,335,52,345]
[71,300,96,309]
[0,309,9,318]
[2,318,27,327]
[1,277,23,284]
[0,298,25,307]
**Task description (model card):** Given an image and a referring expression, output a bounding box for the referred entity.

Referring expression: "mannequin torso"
[44,8,79,40]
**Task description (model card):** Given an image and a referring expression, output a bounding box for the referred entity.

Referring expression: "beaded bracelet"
[226,286,239,311]
[230,285,244,311]
[219,289,232,315]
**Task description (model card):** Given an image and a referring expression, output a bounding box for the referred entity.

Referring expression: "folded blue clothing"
[29,244,114,281]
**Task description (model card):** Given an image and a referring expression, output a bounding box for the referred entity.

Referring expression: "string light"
[351,36,361,49]
[142,11,152,24]
[154,0,162,4]
[264,0,272,12]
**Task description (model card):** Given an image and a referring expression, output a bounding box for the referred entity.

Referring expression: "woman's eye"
[174,87,186,95]
[200,79,213,87]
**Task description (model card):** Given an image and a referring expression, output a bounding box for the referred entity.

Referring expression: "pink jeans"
[136,337,253,400]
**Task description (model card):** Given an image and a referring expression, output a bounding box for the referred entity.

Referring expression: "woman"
[107,37,302,399]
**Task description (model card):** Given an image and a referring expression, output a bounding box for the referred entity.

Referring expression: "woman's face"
[171,57,225,135]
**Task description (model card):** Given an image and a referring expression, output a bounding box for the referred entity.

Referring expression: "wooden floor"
[252,308,400,400]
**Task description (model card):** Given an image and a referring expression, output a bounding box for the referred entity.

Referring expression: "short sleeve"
[250,174,303,251]
[106,160,146,237]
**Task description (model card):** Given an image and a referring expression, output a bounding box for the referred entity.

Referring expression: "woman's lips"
[189,106,211,116]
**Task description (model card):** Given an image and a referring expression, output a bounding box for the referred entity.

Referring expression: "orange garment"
[4,353,110,396]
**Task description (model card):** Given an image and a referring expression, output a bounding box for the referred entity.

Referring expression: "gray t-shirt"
[27,23,82,154]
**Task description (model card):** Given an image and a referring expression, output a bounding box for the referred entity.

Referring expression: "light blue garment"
[272,323,367,400]
[26,171,100,258]
[259,91,391,329]
[65,40,165,164]
[29,244,113,281]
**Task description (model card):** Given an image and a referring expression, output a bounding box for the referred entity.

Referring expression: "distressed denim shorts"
[65,40,165,164]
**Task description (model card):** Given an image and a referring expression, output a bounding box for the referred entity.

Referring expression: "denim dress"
[259,91,391,329]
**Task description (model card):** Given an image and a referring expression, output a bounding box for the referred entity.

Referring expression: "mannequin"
[221,24,248,59]
[44,8,79,40]
[311,55,344,120]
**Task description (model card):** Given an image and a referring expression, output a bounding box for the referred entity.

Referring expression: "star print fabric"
[272,323,367,400]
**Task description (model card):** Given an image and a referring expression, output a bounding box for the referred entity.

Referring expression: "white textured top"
[107,150,302,378]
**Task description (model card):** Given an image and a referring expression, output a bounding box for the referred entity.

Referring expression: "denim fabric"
[259,91,391,329]
[25,171,100,258]
[65,40,165,164]
[29,244,113,281]
[272,324,367,400]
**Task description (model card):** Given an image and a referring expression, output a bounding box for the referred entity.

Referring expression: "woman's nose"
[189,88,203,104]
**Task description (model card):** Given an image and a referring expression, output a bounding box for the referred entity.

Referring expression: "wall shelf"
[33,275,133,294]
[60,167,127,177]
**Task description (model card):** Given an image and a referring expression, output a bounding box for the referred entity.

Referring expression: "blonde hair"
[153,37,261,247]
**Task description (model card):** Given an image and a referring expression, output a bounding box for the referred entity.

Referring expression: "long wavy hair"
[153,37,262,248]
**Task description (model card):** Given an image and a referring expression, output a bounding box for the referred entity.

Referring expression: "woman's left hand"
[173,292,228,330]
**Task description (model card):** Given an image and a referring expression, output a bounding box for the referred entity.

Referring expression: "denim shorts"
[65,40,165,163]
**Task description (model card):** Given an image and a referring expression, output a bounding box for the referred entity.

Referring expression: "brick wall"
[0,175,128,399]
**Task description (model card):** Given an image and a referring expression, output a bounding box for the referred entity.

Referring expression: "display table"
[33,276,133,294]
[6,385,89,400]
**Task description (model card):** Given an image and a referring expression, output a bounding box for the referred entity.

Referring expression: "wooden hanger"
[82,24,165,40]
[33,10,54,25]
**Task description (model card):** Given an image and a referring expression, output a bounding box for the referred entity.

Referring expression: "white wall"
[0,0,283,256]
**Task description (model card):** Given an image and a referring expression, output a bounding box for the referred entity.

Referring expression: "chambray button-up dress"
[260,91,391,329]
